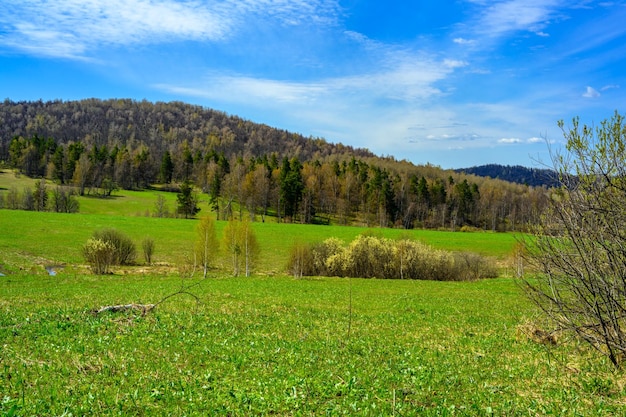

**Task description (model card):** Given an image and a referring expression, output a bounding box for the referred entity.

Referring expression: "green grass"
[77,189,180,216]
[3,170,622,415]
[1,274,624,415]
[0,210,518,277]
[0,166,518,274]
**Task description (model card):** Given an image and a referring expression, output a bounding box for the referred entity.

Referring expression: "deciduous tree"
[222,218,259,276]
[523,112,626,368]
[194,215,218,278]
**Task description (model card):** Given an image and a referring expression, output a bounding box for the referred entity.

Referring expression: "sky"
[1,1,625,169]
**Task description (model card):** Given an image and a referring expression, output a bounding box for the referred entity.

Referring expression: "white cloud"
[158,51,465,107]
[157,75,328,104]
[582,86,601,98]
[453,37,476,45]
[527,137,544,143]
[0,0,341,58]
[477,0,564,37]
[601,84,620,91]
[499,138,522,143]
[0,0,228,58]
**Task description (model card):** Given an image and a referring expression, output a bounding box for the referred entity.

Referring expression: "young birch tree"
[195,215,218,278]
[223,218,259,276]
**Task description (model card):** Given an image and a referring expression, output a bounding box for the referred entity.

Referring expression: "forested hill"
[0,98,551,231]
[456,164,559,188]
[0,98,374,162]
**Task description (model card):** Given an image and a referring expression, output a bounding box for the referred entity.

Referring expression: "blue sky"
[1,1,625,169]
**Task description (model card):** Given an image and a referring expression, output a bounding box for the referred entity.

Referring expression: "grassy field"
[1,169,516,275]
[2,171,626,415]
[0,208,518,277]
[2,273,625,415]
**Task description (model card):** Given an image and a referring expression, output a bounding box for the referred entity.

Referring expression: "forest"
[456,164,559,188]
[0,98,549,230]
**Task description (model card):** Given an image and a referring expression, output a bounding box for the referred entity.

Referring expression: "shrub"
[311,238,345,276]
[345,235,395,278]
[222,218,259,277]
[287,234,497,281]
[92,228,136,265]
[6,186,20,209]
[287,242,315,278]
[153,194,170,218]
[142,237,155,265]
[21,187,34,210]
[83,238,115,274]
[51,186,79,213]
[451,252,499,281]
[396,239,455,281]
[459,225,481,233]
[325,250,349,277]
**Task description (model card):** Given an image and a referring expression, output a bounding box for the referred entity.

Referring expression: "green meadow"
[1,173,625,415]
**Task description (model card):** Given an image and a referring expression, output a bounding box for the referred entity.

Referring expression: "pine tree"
[176,181,200,219]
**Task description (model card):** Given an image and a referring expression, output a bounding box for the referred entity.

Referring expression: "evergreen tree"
[279,157,304,220]
[176,181,200,219]
[160,150,174,183]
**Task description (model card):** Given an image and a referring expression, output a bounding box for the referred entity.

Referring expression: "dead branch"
[93,260,205,316]
[94,303,155,315]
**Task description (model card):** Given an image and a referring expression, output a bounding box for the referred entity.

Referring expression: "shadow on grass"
[81,193,126,200]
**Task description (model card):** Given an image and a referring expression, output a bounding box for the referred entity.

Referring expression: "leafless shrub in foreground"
[522,112,626,368]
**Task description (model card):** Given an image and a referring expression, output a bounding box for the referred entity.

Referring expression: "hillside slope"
[0,99,550,231]
[456,164,558,188]
[0,98,373,162]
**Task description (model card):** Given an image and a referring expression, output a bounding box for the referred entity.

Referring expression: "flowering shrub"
[288,234,496,281]
[83,238,115,274]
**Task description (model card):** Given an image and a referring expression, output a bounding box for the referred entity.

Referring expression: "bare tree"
[522,112,626,368]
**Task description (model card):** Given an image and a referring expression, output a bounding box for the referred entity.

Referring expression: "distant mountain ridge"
[456,164,559,188]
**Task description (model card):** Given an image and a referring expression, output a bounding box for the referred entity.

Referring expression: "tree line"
[0,99,550,230]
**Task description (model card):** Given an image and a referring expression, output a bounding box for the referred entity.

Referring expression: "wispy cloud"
[157,48,466,105]
[157,75,329,104]
[562,4,626,57]
[0,0,341,58]
[222,0,342,26]
[601,84,620,91]
[475,0,565,38]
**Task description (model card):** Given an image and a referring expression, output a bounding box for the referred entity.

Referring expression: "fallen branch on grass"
[94,303,155,315]
[93,262,204,316]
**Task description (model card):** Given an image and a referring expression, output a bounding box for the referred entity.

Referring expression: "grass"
[78,189,180,217]
[2,170,624,414]
[0,210,518,277]
[2,274,625,415]
[0,170,40,191]
[0,166,518,274]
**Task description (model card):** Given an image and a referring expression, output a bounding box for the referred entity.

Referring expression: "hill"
[0,98,373,162]
[456,164,559,188]
[0,99,550,231]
